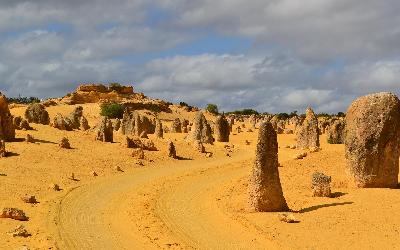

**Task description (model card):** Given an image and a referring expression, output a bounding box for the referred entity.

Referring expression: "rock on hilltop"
[44,83,171,112]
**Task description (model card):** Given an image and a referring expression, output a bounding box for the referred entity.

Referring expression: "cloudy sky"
[1,0,399,113]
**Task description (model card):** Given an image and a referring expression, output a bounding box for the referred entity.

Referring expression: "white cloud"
[0,0,399,114]
[1,30,64,62]
[136,53,400,113]
[64,26,190,61]
[166,0,400,61]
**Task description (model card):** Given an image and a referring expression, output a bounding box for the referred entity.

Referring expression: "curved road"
[51,152,278,249]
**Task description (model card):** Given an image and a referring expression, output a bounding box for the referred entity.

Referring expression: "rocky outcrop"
[0,139,6,157]
[311,172,331,197]
[52,113,73,131]
[0,208,28,221]
[120,109,155,137]
[327,119,345,144]
[188,112,214,144]
[59,137,71,149]
[214,115,230,142]
[155,119,163,139]
[24,103,50,125]
[345,92,400,188]
[167,141,177,158]
[296,107,319,149]
[171,118,182,133]
[248,122,288,212]
[0,94,15,141]
[95,117,113,142]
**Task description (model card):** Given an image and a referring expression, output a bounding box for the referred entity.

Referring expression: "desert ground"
[1,101,400,250]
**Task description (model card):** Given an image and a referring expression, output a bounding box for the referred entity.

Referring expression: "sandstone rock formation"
[296,107,319,149]
[21,195,37,204]
[68,106,83,129]
[0,139,6,157]
[155,119,163,139]
[181,119,189,133]
[95,117,113,142]
[59,137,71,149]
[113,118,121,131]
[20,119,32,130]
[24,103,50,125]
[52,107,89,131]
[25,134,34,143]
[167,141,177,158]
[228,117,234,132]
[124,136,156,151]
[50,183,61,191]
[189,112,214,144]
[311,172,331,197]
[171,118,182,133]
[327,119,345,144]
[214,115,230,142]
[7,224,30,237]
[0,208,28,221]
[80,116,90,130]
[345,92,400,188]
[0,94,15,141]
[131,148,145,159]
[193,140,205,153]
[52,113,73,131]
[120,109,155,136]
[13,116,32,130]
[13,116,22,129]
[248,122,288,212]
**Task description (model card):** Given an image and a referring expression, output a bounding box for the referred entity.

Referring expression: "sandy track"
[155,156,277,249]
[52,151,275,249]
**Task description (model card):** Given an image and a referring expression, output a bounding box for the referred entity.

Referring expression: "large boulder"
[296,107,319,149]
[345,92,400,188]
[248,122,288,212]
[24,103,50,125]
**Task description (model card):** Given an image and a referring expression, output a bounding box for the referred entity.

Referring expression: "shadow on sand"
[298,201,354,213]
[330,192,347,198]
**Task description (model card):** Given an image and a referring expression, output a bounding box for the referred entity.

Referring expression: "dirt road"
[52,151,277,249]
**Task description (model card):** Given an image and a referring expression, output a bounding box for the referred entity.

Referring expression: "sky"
[0,0,399,113]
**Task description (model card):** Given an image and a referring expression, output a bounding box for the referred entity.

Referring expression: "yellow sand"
[1,103,399,249]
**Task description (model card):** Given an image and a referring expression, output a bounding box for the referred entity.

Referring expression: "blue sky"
[0,0,399,113]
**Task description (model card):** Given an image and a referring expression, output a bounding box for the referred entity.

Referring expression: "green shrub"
[108,82,123,92]
[227,109,259,115]
[205,103,219,114]
[100,103,124,118]
[7,96,40,104]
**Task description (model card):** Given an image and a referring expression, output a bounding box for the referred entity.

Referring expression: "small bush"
[100,103,124,119]
[227,109,259,116]
[7,96,40,104]
[108,82,123,92]
[276,113,290,120]
[205,103,219,114]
